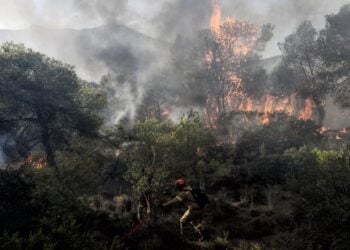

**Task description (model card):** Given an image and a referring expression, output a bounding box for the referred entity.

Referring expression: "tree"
[0,168,42,235]
[270,21,327,124]
[234,117,322,164]
[0,43,106,166]
[318,4,350,108]
[240,23,274,99]
[287,146,350,249]
[138,85,167,122]
[124,112,214,219]
[204,19,260,115]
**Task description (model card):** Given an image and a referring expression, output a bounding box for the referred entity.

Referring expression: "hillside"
[0,23,170,81]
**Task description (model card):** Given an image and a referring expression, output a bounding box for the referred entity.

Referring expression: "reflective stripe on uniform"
[180,209,191,223]
[175,196,183,202]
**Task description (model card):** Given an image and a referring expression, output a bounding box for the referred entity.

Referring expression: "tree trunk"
[41,126,55,166]
[137,197,142,221]
[267,185,273,210]
[144,193,151,219]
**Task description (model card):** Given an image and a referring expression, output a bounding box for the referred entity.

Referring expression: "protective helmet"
[175,178,186,187]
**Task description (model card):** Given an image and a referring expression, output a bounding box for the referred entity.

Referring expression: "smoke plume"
[0,0,350,127]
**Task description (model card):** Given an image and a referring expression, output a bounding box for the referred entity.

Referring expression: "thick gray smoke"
[0,0,350,126]
[72,0,129,24]
[153,0,212,42]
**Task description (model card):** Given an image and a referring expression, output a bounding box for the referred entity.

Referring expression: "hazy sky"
[0,0,154,29]
[0,0,349,57]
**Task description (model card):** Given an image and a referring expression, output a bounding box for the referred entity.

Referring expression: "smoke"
[0,0,350,126]
[110,79,144,125]
[219,0,350,57]
[153,0,212,42]
[72,0,129,24]
[324,96,350,129]
[0,0,130,29]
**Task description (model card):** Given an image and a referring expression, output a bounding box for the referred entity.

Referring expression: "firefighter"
[162,178,205,241]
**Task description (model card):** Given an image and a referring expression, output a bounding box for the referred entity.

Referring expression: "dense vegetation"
[0,5,350,250]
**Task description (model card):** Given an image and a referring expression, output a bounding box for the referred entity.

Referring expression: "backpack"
[191,189,209,208]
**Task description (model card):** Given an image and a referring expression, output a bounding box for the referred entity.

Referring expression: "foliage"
[2,5,350,249]
[0,218,122,250]
[287,146,350,249]
[0,168,43,235]
[54,136,117,197]
[124,112,214,195]
[271,5,350,111]
[0,43,106,165]
[234,117,322,163]
[272,21,327,105]
[318,4,350,108]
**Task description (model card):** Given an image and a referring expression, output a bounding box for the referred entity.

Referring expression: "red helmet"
[175,178,186,187]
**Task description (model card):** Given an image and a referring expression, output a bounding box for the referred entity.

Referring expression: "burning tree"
[201,0,276,131]
[202,1,325,132]
[206,22,259,109]
[271,21,327,123]
[205,0,259,125]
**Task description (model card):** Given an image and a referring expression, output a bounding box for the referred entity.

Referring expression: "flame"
[275,95,294,115]
[260,96,275,125]
[245,98,254,112]
[205,97,219,129]
[205,50,214,65]
[204,0,317,129]
[318,126,329,134]
[26,154,46,169]
[317,127,350,140]
[210,0,222,35]
[340,127,348,133]
[299,98,313,121]
[205,0,260,126]
[26,154,33,164]
[35,160,45,169]
[161,107,172,118]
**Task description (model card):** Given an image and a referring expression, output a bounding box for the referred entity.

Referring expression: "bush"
[289,146,350,249]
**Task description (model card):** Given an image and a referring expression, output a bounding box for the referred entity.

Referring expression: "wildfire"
[204,0,318,128]
[335,127,350,140]
[161,107,172,118]
[261,96,275,125]
[26,153,46,169]
[340,127,349,133]
[318,126,329,134]
[210,0,222,35]
[298,97,313,121]
[317,127,350,141]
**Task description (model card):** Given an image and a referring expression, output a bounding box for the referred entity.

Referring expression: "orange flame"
[299,98,313,121]
[161,107,172,118]
[260,96,275,125]
[340,127,348,133]
[205,0,317,129]
[318,126,329,134]
[35,161,45,169]
[210,0,222,35]
[26,154,46,169]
